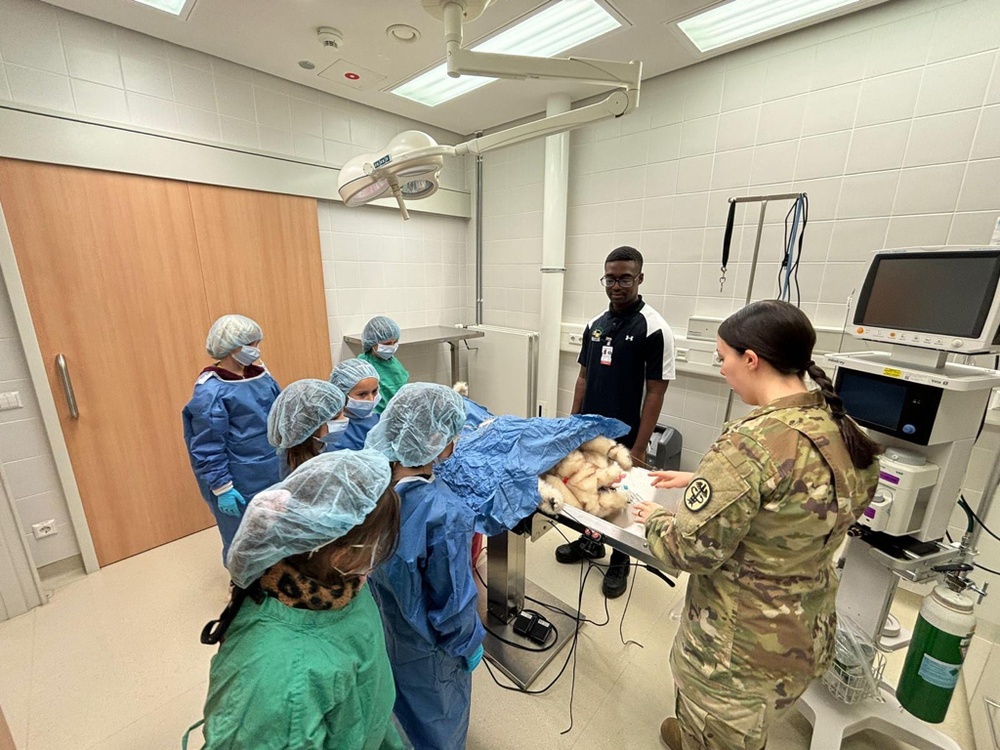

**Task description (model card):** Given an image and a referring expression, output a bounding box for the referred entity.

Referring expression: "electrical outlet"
[568,333,583,345]
[0,391,23,410]
[32,520,57,539]
[676,348,689,362]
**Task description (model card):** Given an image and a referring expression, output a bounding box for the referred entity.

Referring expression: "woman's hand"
[632,500,664,525]
[648,471,694,489]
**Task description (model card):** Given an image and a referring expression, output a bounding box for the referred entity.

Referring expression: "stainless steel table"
[480,474,681,688]
[342,325,484,384]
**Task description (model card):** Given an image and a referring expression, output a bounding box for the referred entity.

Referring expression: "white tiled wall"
[0,0,471,570]
[482,0,1000,468]
[319,201,472,385]
[0,281,80,568]
[0,0,466,192]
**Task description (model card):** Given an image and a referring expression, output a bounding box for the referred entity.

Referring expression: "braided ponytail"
[808,362,882,469]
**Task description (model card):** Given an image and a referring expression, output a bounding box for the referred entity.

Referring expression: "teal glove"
[464,644,484,673]
[216,488,245,517]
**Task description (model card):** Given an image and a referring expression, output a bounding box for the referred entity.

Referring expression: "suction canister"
[896,584,976,723]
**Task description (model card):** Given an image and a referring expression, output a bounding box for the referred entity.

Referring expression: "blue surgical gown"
[369,476,484,750]
[437,413,629,535]
[182,369,281,559]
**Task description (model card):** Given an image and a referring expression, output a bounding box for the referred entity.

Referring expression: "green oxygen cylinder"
[896,584,976,723]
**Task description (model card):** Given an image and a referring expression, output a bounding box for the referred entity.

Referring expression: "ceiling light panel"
[391,0,623,107]
[677,0,867,53]
[133,0,189,16]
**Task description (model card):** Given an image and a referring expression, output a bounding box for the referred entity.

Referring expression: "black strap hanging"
[720,200,736,291]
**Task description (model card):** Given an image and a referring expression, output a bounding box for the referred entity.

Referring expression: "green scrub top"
[187,585,404,750]
[359,351,410,414]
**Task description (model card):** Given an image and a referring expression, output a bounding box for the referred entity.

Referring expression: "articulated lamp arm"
[453,91,630,156]
[337,0,643,216]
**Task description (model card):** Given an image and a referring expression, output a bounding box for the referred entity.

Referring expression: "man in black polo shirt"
[555,246,675,597]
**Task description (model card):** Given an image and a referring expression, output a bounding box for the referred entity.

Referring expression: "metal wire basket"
[822,633,887,705]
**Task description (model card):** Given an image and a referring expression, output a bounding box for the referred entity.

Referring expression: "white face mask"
[233,345,260,366]
[315,418,350,446]
[375,343,398,360]
[326,418,350,436]
[331,541,381,582]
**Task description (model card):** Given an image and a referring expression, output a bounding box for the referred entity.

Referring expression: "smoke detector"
[317,27,344,50]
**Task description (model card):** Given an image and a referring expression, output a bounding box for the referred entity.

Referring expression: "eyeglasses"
[600,275,636,288]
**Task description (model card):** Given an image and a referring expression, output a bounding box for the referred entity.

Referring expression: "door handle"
[55,354,79,419]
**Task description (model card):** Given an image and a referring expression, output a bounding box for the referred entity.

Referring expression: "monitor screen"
[838,370,907,433]
[855,251,1000,337]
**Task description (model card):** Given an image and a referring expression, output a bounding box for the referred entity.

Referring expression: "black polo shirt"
[577,296,675,448]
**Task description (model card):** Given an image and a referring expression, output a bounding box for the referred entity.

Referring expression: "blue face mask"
[375,343,398,360]
[233,345,260,366]
[345,394,381,419]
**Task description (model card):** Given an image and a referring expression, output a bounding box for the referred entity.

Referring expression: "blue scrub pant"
[392,648,471,750]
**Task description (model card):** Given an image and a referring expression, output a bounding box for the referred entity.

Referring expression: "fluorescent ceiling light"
[677,0,865,53]
[133,0,188,15]
[392,0,622,107]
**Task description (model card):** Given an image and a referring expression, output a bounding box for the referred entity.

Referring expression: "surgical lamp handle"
[387,177,410,221]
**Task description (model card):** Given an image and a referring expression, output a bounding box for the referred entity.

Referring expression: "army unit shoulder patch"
[684,477,712,512]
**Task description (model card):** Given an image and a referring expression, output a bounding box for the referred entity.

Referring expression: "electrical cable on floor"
[560,559,590,735]
[477,515,674,735]
[618,561,644,649]
[480,558,595,700]
[526,592,610,627]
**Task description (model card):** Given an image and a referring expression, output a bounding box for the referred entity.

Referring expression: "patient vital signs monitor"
[827,247,1000,650]
[849,246,1000,353]
[801,247,1000,747]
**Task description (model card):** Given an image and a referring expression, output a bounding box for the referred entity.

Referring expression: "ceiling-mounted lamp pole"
[336,0,642,218]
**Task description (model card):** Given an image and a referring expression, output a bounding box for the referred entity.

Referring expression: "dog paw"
[608,444,633,471]
[537,479,564,515]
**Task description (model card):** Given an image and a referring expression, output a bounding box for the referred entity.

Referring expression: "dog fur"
[536,436,632,518]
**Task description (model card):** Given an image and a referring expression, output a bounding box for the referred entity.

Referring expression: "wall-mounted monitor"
[850,247,1000,354]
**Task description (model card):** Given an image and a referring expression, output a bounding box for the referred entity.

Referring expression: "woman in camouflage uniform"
[634,300,881,750]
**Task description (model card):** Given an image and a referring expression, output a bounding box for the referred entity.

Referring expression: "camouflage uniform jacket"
[645,391,879,703]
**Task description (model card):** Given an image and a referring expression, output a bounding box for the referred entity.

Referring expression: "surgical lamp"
[337,0,642,219]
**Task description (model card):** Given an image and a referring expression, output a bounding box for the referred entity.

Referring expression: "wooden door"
[0,159,215,565]
[0,160,332,565]
[187,184,331,385]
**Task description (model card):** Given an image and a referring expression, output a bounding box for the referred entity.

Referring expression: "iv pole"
[720,192,807,423]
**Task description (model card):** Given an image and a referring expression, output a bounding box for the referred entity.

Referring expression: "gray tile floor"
[0,527,975,749]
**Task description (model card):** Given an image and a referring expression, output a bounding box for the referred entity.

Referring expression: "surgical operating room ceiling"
[39,0,893,137]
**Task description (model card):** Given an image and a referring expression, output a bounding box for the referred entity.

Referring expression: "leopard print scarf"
[258,560,361,611]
